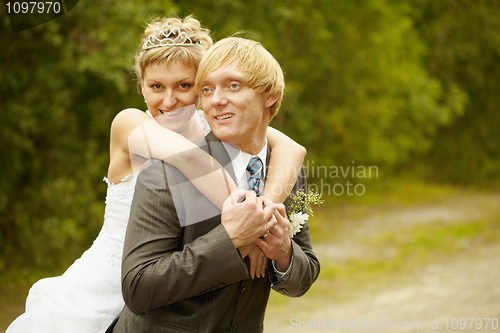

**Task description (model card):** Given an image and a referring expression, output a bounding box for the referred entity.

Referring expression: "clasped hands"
[221,189,292,279]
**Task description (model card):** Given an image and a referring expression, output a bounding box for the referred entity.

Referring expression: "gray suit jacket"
[107,132,320,333]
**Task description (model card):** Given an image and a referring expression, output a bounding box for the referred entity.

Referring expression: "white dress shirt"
[222,141,267,194]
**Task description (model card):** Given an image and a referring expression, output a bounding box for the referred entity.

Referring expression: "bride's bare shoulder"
[112,108,150,125]
[110,108,152,135]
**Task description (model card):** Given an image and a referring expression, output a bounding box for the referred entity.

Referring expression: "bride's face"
[142,61,199,133]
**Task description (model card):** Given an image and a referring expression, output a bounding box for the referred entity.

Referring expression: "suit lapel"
[204,131,237,183]
[204,131,271,192]
[264,146,271,183]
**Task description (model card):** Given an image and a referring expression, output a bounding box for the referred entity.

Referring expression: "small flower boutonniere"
[287,190,324,237]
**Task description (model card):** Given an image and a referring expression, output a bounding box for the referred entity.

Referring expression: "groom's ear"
[264,92,281,108]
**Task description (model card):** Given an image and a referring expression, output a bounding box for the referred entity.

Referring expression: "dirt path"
[265,244,500,332]
[264,194,500,332]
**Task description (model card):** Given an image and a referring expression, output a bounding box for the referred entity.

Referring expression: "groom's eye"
[230,83,240,90]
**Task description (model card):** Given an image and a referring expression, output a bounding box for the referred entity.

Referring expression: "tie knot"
[246,157,263,195]
[247,157,263,174]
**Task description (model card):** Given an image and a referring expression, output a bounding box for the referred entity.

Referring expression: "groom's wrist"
[273,244,293,272]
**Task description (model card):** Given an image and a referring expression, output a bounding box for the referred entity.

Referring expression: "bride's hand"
[248,246,267,279]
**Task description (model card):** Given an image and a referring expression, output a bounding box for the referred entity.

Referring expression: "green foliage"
[288,190,324,217]
[179,0,466,175]
[0,0,497,272]
[0,0,177,270]
[409,0,500,184]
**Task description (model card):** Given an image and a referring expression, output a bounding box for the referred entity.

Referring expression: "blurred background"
[1,0,499,331]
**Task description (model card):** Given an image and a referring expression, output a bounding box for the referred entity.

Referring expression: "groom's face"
[200,62,275,155]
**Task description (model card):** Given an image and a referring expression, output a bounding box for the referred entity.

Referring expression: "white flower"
[286,189,323,238]
[289,212,309,237]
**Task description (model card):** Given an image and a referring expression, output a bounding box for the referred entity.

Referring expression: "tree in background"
[411,0,500,184]
[0,0,178,271]
[1,0,496,272]
[177,0,466,178]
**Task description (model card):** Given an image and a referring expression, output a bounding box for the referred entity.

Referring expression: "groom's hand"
[255,203,292,272]
[222,189,277,249]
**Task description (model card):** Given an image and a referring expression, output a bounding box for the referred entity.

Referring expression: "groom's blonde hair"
[195,37,284,121]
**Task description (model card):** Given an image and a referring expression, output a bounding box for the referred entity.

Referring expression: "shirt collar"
[222,140,268,185]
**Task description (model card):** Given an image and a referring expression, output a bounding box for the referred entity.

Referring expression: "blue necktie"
[246,157,263,195]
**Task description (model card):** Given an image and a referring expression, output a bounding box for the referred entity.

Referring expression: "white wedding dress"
[6,174,136,333]
[6,111,211,333]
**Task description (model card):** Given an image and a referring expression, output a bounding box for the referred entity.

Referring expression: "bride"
[6,16,306,333]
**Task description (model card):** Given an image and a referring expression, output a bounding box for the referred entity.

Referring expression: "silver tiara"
[143,24,202,50]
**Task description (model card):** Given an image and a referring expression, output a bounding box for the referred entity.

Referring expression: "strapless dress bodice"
[101,173,137,243]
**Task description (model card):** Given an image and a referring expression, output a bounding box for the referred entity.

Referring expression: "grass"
[308,174,499,243]
[0,262,71,331]
[321,175,465,208]
[318,217,500,291]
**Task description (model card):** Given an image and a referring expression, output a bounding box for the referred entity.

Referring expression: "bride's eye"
[230,83,240,90]
[179,83,192,89]
[150,84,162,90]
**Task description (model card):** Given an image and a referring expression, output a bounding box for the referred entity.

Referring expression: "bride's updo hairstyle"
[134,16,213,87]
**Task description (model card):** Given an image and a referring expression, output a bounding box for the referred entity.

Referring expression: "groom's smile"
[214,113,235,120]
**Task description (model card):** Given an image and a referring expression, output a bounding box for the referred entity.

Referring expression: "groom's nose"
[211,88,228,107]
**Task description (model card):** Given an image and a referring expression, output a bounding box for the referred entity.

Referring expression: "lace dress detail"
[6,174,138,333]
[104,173,136,200]
[91,174,137,268]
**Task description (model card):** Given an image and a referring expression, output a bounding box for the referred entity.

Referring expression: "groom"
[108,37,320,333]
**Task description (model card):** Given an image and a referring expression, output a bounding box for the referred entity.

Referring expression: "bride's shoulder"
[112,108,150,124]
[110,108,151,134]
